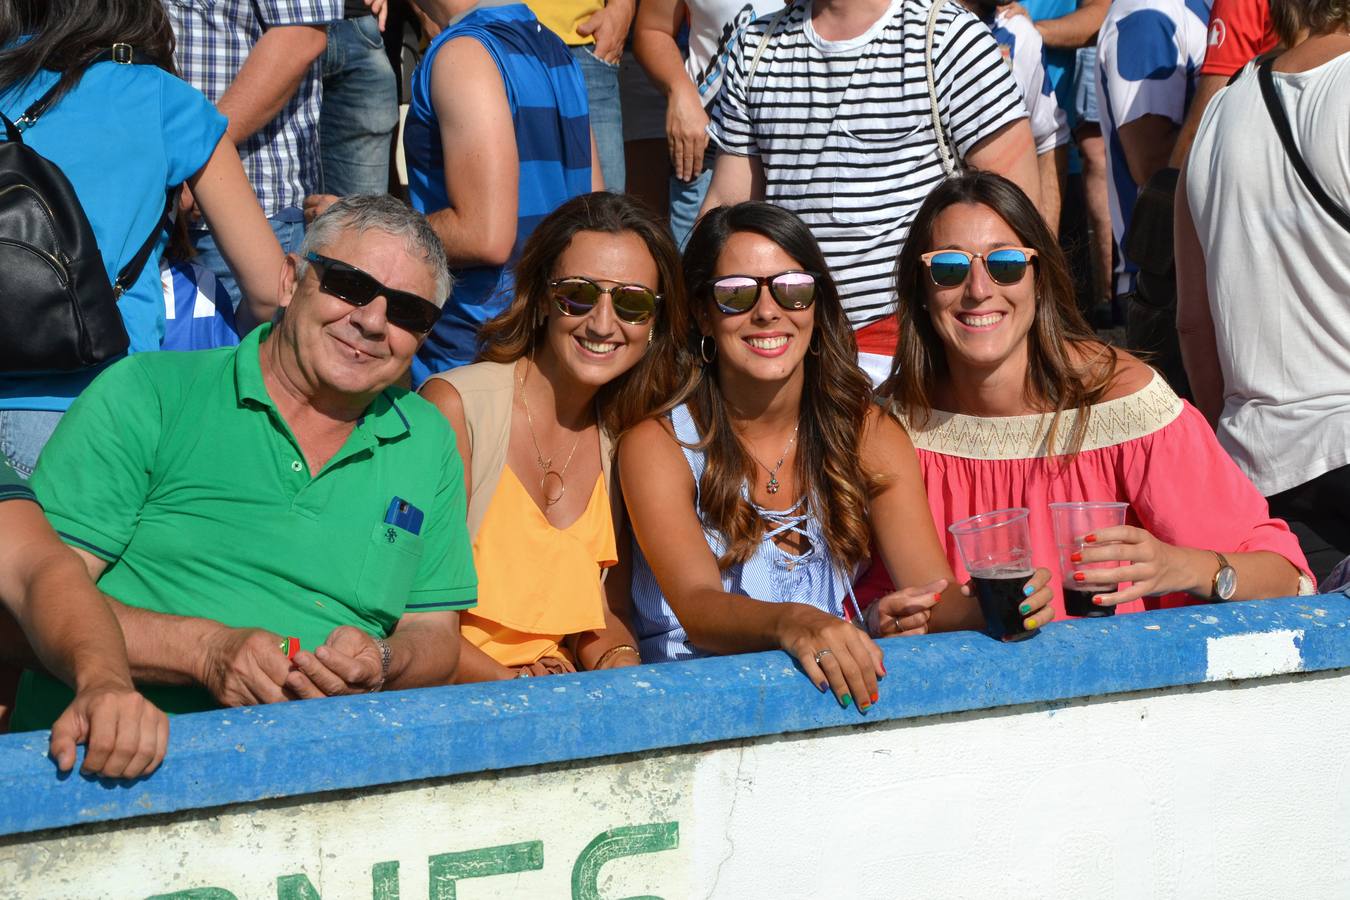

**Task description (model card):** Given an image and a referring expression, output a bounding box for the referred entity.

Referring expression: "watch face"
[1217,566,1238,600]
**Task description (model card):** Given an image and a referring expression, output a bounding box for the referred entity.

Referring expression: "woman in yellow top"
[421,193,693,679]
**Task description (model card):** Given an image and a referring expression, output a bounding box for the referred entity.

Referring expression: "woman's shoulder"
[1095,349,1156,401]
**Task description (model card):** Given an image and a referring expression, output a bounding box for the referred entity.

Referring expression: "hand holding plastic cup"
[1049,501,1129,617]
[948,508,1039,642]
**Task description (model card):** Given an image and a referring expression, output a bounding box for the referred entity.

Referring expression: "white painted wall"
[4,669,1348,899]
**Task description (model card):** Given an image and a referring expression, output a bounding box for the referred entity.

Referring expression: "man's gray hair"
[296,194,453,306]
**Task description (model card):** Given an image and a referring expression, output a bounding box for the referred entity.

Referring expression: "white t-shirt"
[1096,0,1209,290]
[1186,54,1350,496]
[686,0,786,105]
[990,9,1069,155]
[708,0,1027,327]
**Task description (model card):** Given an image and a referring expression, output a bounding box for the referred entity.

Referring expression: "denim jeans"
[570,44,625,192]
[191,215,305,314]
[0,409,64,478]
[668,168,711,248]
[320,16,399,196]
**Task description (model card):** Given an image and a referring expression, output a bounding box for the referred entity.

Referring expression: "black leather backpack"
[0,45,173,372]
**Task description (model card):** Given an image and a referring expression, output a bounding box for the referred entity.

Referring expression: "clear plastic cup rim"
[1047,501,1129,512]
[947,507,1031,536]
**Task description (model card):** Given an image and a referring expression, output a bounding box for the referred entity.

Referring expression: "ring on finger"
[891,615,905,632]
[813,648,833,665]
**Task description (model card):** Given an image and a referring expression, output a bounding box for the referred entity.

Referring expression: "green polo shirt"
[12,325,476,730]
[0,458,35,503]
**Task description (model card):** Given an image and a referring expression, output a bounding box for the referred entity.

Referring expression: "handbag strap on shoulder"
[1257,57,1350,233]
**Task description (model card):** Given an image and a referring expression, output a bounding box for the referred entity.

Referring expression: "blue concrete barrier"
[1,594,1347,837]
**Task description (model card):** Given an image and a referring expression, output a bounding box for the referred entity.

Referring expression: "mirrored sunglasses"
[710,270,820,314]
[549,276,660,325]
[303,252,442,333]
[920,248,1037,287]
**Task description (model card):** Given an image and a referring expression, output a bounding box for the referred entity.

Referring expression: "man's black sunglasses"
[303,252,442,334]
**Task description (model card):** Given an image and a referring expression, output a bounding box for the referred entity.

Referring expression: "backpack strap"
[745,4,792,90]
[1257,57,1350,233]
[113,187,177,299]
[16,45,160,131]
[925,0,959,178]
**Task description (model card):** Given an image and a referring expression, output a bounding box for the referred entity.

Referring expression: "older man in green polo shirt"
[12,195,477,730]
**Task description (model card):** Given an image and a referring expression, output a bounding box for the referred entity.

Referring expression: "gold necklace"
[519,361,584,507]
[741,423,799,495]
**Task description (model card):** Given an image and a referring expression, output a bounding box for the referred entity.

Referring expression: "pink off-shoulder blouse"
[857,373,1311,618]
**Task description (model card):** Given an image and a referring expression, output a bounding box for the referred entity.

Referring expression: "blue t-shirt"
[0,61,226,410]
[1020,0,1077,109]
[404,4,592,382]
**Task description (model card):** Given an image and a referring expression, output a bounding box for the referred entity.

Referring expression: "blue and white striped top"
[631,404,861,662]
[404,3,592,382]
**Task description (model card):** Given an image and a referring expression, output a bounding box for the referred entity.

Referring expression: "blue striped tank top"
[404,4,592,383]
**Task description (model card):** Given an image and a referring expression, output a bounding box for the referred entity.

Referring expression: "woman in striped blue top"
[622,202,1057,714]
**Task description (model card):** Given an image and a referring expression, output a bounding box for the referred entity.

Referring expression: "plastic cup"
[948,508,1038,642]
[1049,501,1129,618]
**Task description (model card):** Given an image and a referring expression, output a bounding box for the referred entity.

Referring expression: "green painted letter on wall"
[571,823,680,900]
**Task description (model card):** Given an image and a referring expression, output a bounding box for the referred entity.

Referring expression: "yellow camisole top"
[460,467,617,667]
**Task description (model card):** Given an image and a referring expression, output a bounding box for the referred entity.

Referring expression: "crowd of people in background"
[0,0,1342,778]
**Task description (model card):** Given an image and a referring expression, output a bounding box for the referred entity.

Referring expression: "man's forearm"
[217,25,328,146]
[21,552,136,693]
[1036,0,1108,49]
[384,614,461,689]
[425,207,513,268]
[107,600,225,687]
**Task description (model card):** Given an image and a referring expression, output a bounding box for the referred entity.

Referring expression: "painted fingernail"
[1092,596,1104,605]
[1085,534,1097,543]
[1026,618,1038,629]
[1019,602,1031,615]
[933,592,942,602]
[1022,584,1035,597]
[840,694,852,708]
[1073,572,1086,582]
[817,680,828,693]
[1070,551,1083,563]
[860,703,871,714]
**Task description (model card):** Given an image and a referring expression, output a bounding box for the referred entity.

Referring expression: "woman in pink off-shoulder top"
[858,172,1310,619]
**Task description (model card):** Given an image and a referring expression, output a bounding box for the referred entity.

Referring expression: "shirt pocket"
[826,117,925,227]
[355,523,425,621]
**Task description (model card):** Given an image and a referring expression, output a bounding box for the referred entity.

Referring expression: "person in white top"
[699,0,1039,384]
[1176,0,1350,583]
[632,0,783,245]
[958,0,1071,230]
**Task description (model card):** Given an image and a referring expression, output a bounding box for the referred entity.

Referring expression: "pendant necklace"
[742,423,799,495]
[519,361,583,507]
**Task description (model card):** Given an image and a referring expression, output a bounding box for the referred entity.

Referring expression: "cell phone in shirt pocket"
[356,512,426,618]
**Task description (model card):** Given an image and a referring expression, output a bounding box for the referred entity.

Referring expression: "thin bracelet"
[594,643,640,670]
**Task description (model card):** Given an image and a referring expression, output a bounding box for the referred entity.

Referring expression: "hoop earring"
[808,331,821,356]
[700,335,717,364]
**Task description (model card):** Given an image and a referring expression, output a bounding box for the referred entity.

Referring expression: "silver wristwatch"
[372,637,393,691]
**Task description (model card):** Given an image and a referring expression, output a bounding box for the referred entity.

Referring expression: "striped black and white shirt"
[708,0,1028,327]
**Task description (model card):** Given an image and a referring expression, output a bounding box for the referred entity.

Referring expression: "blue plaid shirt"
[163,0,342,217]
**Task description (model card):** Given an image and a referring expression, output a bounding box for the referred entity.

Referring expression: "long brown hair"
[476,192,695,435]
[884,172,1116,456]
[681,202,879,572]
[0,0,178,105]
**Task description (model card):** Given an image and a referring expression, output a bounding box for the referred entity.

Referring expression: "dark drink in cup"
[972,567,1039,642]
[1063,587,1117,618]
[949,508,1039,644]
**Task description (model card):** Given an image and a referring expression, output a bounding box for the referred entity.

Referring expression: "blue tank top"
[404,4,592,383]
[631,404,861,662]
